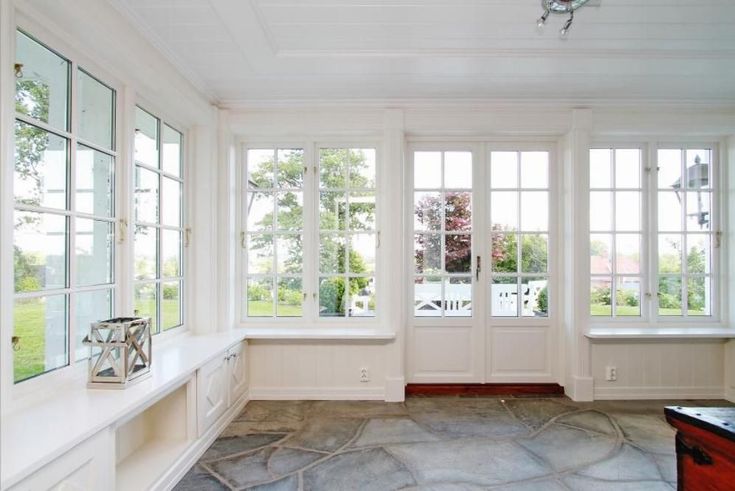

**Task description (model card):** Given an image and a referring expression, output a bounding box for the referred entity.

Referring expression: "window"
[13,31,116,382]
[413,150,473,317]
[242,146,378,321]
[589,148,643,317]
[133,107,184,333]
[490,151,550,317]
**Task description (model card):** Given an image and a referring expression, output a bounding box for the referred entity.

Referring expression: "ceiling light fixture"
[536,0,591,38]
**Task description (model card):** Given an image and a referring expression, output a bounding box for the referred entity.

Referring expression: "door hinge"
[715,231,723,249]
[184,227,192,248]
[118,219,128,244]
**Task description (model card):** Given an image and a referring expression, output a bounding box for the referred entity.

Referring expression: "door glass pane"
[349,192,376,231]
[13,294,67,382]
[76,145,113,217]
[277,278,303,317]
[658,149,682,189]
[161,177,181,227]
[75,289,112,361]
[589,192,612,231]
[415,234,441,274]
[414,192,441,231]
[320,148,348,189]
[75,218,113,286]
[78,70,114,150]
[520,152,548,189]
[590,278,612,316]
[15,31,69,130]
[658,276,682,316]
[247,277,273,317]
[615,191,640,231]
[277,191,303,231]
[134,282,157,333]
[247,192,274,231]
[490,152,518,189]
[162,229,181,278]
[14,211,67,292]
[522,277,548,317]
[320,192,347,231]
[686,150,710,190]
[491,191,518,232]
[444,277,471,317]
[276,148,304,188]
[349,149,376,189]
[349,277,376,317]
[615,149,640,189]
[414,152,441,188]
[445,234,471,273]
[445,192,471,232]
[590,149,612,189]
[444,152,472,189]
[14,121,67,210]
[134,226,157,280]
[686,192,710,231]
[248,149,275,188]
[616,277,640,316]
[135,166,159,224]
[657,192,683,232]
[520,191,548,232]
[351,234,376,274]
[492,277,518,317]
[590,234,612,275]
[521,234,548,273]
[491,233,517,273]
[162,124,182,177]
[162,281,181,330]
[414,277,442,317]
[134,107,158,167]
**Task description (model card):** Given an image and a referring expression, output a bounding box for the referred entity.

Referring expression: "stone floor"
[175,397,733,490]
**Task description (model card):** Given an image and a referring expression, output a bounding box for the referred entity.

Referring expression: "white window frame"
[238,139,382,327]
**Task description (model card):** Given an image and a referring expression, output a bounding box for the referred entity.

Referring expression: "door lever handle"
[476,255,481,281]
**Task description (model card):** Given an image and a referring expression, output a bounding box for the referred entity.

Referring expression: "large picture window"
[13,30,116,382]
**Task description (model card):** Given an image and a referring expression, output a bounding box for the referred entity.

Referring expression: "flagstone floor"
[175,396,732,491]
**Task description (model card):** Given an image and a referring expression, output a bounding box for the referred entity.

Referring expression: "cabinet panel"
[228,342,248,405]
[197,353,229,436]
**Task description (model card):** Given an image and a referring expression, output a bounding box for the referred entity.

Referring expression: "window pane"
[15,31,69,130]
[320,149,348,189]
[590,149,612,189]
[75,289,112,361]
[616,234,640,275]
[520,152,548,189]
[134,107,158,167]
[685,150,711,190]
[414,192,441,232]
[444,277,471,317]
[687,234,710,275]
[445,235,471,273]
[491,191,518,232]
[687,277,710,316]
[14,211,66,292]
[75,218,113,286]
[135,166,159,224]
[445,192,471,232]
[76,145,113,217]
[319,277,345,317]
[492,277,518,317]
[590,192,612,231]
[162,281,181,330]
[247,277,273,317]
[444,152,472,189]
[520,191,548,232]
[276,234,303,274]
[350,233,376,275]
[414,277,442,317]
[658,276,682,316]
[276,148,304,188]
[615,149,641,189]
[248,149,275,188]
[78,70,114,150]
[13,295,67,382]
[414,152,441,188]
[590,278,612,316]
[492,233,517,273]
[349,192,376,231]
[14,121,67,209]
[686,192,710,231]
[277,278,303,317]
[162,124,182,177]
[521,234,548,274]
[658,234,682,274]
[162,229,181,278]
[615,191,640,231]
[522,277,548,317]
[134,226,157,280]
[320,234,346,274]
[320,192,347,231]
[161,177,181,227]
[134,283,157,333]
[658,149,682,190]
[247,234,274,275]
[247,192,274,232]
[349,149,376,189]
[657,192,682,232]
[349,277,376,317]
[616,277,640,316]
[277,191,303,231]
[415,234,441,274]
[590,234,612,275]
[490,152,518,189]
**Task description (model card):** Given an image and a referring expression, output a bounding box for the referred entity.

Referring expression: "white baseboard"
[248,386,385,400]
[565,375,594,402]
[594,385,725,400]
[159,390,250,491]
[384,377,406,402]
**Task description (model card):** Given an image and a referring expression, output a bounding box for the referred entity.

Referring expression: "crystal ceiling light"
[537,0,592,39]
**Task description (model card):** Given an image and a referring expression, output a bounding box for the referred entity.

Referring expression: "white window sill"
[586,327,735,340]
[241,327,396,340]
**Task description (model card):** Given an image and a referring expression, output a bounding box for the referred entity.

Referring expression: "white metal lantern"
[83,317,152,389]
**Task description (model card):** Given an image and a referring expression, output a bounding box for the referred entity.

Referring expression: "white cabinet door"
[228,342,248,406]
[196,353,229,436]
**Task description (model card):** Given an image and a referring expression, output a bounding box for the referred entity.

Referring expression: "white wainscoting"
[487,327,555,382]
[591,341,726,400]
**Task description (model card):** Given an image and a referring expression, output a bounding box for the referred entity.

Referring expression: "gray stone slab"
[303,448,415,491]
[173,465,228,491]
[308,400,408,418]
[564,475,673,491]
[491,479,568,491]
[557,410,617,436]
[408,399,528,439]
[614,414,676,455]
[351,418,439,447]
[208,448,274,489]
[201,434,286,462]
[518,424,617,472]
[268,446,324,475]
[504,399,577,430]
[285,417,363,452]
[402,484,485,490]
[234,401,312,432]
[578,444,662,481]
[386,439,551,486]
[651,452,677,483]
[247,474,299,491]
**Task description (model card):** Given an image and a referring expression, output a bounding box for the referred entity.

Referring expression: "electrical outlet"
[605,366,617,382]
[360,367,369,383]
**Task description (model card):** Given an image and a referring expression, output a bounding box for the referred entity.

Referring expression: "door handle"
[476,256,481,281]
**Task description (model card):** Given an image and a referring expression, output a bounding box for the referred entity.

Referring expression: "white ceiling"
[112,0,735,106]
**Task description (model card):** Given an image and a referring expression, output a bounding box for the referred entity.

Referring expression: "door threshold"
[405,383,564,397]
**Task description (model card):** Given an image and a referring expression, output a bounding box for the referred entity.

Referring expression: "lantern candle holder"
[83,317,152,389]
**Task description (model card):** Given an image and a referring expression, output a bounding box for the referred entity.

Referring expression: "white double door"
[407,143,558,384]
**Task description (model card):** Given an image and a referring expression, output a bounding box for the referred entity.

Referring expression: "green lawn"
[247,300,302,317]
[590,303,702,317]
